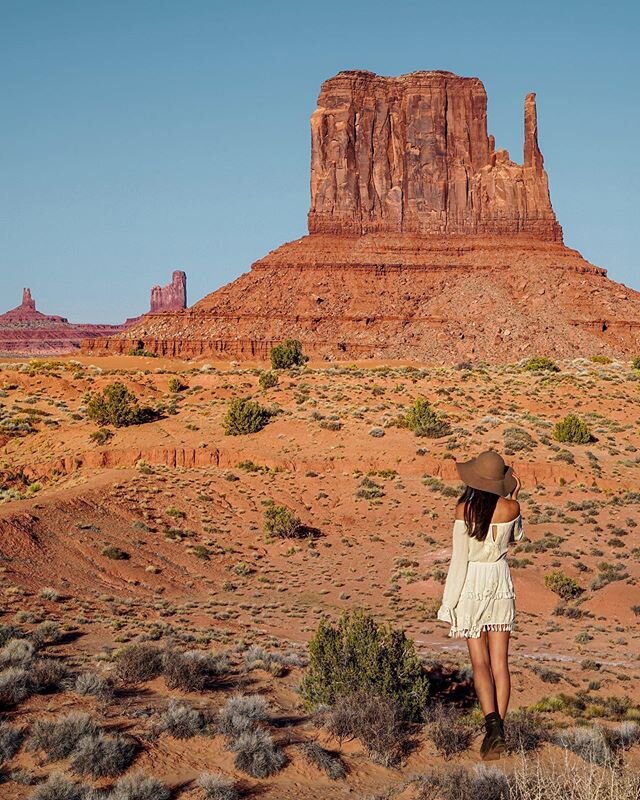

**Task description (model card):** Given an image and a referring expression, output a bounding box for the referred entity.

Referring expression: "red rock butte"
[84,70,640,363]
[1,272,187,356]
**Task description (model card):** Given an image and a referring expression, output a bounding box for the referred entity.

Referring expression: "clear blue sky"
[1,0,638,323]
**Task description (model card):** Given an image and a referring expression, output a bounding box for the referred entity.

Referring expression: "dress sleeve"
[437,522,470,623]
[511,515,525,542]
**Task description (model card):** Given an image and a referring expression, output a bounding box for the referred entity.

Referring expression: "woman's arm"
[437,524,470,622]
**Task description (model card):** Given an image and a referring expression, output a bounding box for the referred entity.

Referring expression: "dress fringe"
[448,622,514,639]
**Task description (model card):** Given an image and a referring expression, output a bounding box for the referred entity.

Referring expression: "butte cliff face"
[150,271,187,313]
[83,70,640,364]
[309,71,561,241]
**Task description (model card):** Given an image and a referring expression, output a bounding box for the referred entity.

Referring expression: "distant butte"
[0,272,187,356]
[84,70,640,363]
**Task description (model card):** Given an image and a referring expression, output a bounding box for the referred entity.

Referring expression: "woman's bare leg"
[466,630,498,715]
[487,630,511,719]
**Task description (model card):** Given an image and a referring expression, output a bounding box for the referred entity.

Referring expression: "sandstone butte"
[0,271,187,356]
[83,70,640,364]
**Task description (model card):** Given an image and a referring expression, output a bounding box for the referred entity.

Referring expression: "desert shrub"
[355,476,385,499]
[327,691,405,766]
[30,658,69,693]
[162,649,227,692]
[31,620,62,648]
[196,773,241,800]
[75,671,114,701]
[158,699,208,739]
[523,356,559,372]
[0,720,24,764]
[101,545,130,560]
[259,370,279,390]
[229,728,286,778]
[631,356,640,370]
[270,339,308,369]
[263,501,303,538]
[0,638,34,668]
[414,765,509,800]
[554,725,617,766]
[168,377,187,392]
[218,694,270,738]
[299,741,346,780]
[115,643,163,683]
[591,355,612,364]
[504,709,548,753]
[544,570,583,600]
[86,382,154,428]
[223,397,270,435]
[89,428,113,445]
[27,712,97,761]
[300,608,429,721]
[504,426,535,453]
[70,731,138,777]
[402,397,451,438]
[553,414,593,444]
[110,771,170,800]
[30,773,87,800]
[423,703,473,758]
[0,625,22,648]
[0,667,31,706]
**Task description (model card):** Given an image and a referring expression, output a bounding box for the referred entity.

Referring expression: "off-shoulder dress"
[436,515,525,638]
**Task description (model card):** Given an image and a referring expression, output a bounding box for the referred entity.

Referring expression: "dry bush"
[75,671,115,702]
[0,667,31,707]
[69,731,138,778]
[115,643,163,683]
[196,772,241,800]
[327,691,405,767]
[0,638,35,668]
[29,772,87,800]
[162,649,227,692]
[31,621,62,648]
[0,720,24,764]
[27,712,97,761]
[30,658,69,693]
[299,741,347,780]
[158,699,208,739]
[423,703,473,759]
[414,765,509,800]
[504,709,549,753]
[229,728,286,778]
[110,771,171,800]
[218,694,270,738]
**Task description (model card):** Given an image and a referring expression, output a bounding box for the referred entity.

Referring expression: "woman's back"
[455,495,520,525]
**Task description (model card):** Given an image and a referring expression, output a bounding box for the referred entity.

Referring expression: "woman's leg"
[466,630,498,715]
[487,630,511,719]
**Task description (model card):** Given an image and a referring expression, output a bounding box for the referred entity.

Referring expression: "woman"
[437,449,524,761]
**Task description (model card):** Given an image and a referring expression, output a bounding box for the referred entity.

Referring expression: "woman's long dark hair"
[459,485,499,541]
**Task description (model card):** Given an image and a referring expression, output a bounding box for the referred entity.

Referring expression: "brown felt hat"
[455,450,517,497]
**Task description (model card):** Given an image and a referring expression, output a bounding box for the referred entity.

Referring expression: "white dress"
[437,515,525,638]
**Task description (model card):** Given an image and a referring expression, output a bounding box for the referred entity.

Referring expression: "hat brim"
[455,460,517,498]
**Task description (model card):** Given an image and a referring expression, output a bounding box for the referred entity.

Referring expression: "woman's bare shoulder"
[454,500,466,520]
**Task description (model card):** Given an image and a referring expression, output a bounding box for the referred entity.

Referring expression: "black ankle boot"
[480,711,506,760]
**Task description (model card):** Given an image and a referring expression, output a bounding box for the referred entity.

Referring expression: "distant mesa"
[0,272,187,356]
[73,69,633,362]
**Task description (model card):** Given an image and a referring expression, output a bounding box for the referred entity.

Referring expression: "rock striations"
[83,70,640,364]
[1,272,188,356]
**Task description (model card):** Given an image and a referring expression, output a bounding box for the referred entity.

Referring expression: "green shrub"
[270,339,308,370]
[223,397,270,435]
[86,383,153,428]
[523,356,559,372]
[590,355,612,364]
[300,608,429,721]
[101,546,130,561]
[631,356,640,371]
[263,501,302,538]
[89,428,113,445]
[544,570,583,600]
[401,397,451,438]
[553,414,593,444]
[259,371,279,390]
[168,377,187,393]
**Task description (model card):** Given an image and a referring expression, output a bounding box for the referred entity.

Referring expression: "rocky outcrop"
[0,271,187,356]
[308,71,562,240]
[83,70,640,364]
[150,271,187,313]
